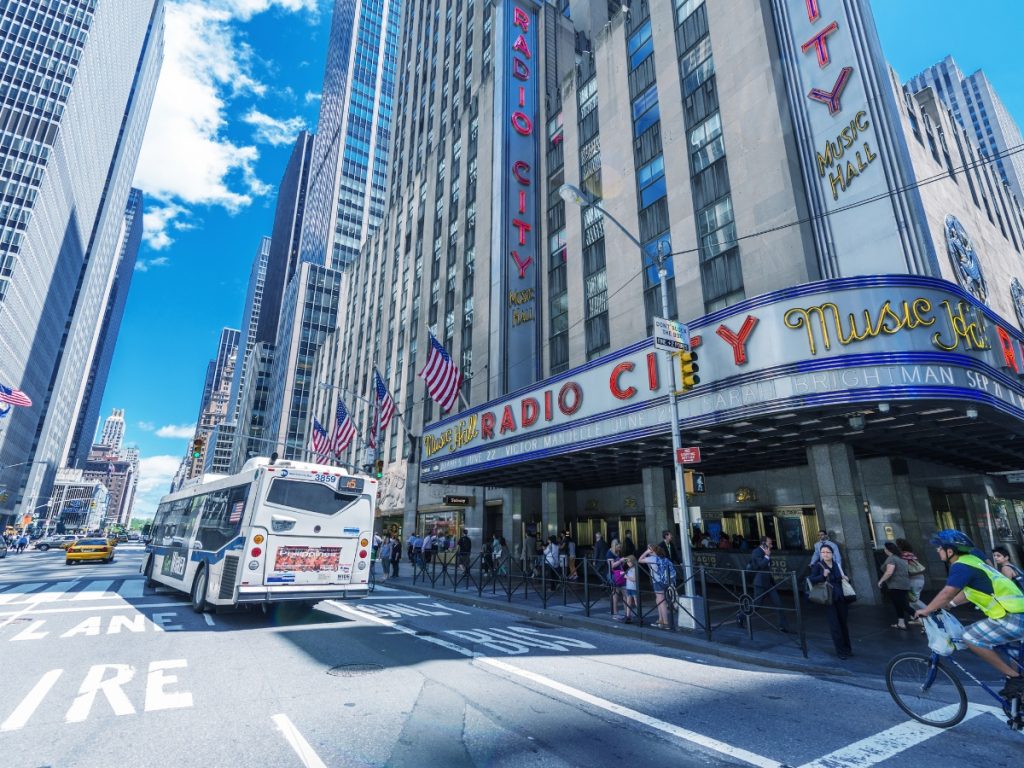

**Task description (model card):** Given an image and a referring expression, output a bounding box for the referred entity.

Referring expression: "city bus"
[143,456,378,612]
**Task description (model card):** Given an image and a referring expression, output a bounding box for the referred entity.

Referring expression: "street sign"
[653,317,690,352]
[443,495,474,506]
[675,446,701,464]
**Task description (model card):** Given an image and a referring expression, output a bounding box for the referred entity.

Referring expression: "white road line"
[203,614,215,626]
[0,601,185,617]
[73,580,114,601]
[0,583,45,604]
[30,581,80,603]
[797,703,1005,768]
[272,714,328,768]
[119,580,145,598]
[0,669,63,732]
[326,602,783,768]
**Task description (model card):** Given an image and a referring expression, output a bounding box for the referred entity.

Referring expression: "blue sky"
[103,0,1024,518]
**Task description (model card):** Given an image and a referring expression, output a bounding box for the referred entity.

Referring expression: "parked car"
[65,538,114,565]
[33,535,79,551]
[127,533,141,542]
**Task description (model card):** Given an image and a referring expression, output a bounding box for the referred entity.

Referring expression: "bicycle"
[886,634,1024,731]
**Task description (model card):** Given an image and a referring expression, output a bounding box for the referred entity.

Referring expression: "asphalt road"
[0,546,1020,767]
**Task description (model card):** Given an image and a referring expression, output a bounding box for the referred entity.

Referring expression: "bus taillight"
[359,550,367,559]
[251,547,262,557]
[360,538,369,547]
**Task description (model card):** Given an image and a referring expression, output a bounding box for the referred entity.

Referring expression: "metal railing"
[408,553,807,656]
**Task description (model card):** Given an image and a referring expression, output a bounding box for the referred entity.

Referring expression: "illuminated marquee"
[499,1,541,390]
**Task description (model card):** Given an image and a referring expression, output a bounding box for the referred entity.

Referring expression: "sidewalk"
[373,568,979,680]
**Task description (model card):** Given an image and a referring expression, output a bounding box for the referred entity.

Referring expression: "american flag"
[309,417,331,457]
[373,368,396,434]
[332,401,356,455]
[419,332,463,412]
[0,384,32,408]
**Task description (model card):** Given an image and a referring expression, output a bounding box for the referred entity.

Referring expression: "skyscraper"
[69,189,145,467]
[259,131,315,345]
[186,328,239,478]
[908,55,1024,203]
[228,237,271,424]
[300,0,402,269]
[99,409,126,454]
[0,1,164,526]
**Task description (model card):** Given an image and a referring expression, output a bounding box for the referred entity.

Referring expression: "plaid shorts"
[962,612,1024,649]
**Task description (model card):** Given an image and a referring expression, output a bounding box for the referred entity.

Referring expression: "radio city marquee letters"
[421,277,1024,477]
[498,1,541,390]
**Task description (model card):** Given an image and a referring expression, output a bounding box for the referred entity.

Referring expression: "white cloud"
[134,256,170,272]
[304,90,321,104]
[137,421,156,432]
[243,108,306,146]
[156,423,197,439]
[133,455,183,519]
[134,0,315,249]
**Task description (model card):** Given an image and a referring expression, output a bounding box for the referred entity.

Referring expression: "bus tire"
[191,566,209,613]
[144,555,157,589]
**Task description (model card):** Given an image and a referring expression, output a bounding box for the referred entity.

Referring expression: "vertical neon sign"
[501,0,540,392]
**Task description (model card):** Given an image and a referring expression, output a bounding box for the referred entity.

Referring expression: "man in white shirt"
[810,530,842,568]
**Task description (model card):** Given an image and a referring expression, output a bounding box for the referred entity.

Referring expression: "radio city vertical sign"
[770,0,911,277]
[495,0,541,392]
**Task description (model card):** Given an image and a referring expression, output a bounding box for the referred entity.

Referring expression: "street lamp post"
[558,184,694,583]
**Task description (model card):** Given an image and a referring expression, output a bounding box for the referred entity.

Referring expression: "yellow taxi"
[65,537,115,565]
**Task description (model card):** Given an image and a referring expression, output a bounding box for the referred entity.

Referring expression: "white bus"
[143,457,378,612]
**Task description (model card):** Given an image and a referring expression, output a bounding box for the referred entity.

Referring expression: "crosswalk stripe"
[0,584,45,604]
[119,580,144,598]
[72,580,114,601]
[29,581,80,603]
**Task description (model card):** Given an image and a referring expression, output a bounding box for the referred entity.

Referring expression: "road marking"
[327,602,782,768]
[0,602,184,617]
[272,713,328,768]
[798,703,1007,767]
[0,583,45,604]
[31,581,81,603]
[119,580,145,598]
[66,664,136,722]
[203,614,215,626]
[73,580,114,601]
[0,669,62,732]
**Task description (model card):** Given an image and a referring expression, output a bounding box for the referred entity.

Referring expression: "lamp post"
[558,183,694,583]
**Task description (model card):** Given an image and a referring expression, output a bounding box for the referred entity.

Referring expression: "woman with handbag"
[879,541,914,630]
[809,544,853,659]
[896,538,927,613]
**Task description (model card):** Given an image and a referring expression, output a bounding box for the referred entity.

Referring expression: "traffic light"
[374,459,384,479]
[678,350,700,391]
[191,437,204,459]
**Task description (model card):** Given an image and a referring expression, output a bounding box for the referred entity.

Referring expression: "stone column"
[807,443,878,605]
[860,457,905,544]
[642,466,671,550]
[541,481,565,540]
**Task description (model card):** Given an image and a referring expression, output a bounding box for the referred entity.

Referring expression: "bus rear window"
[266,479,361,516]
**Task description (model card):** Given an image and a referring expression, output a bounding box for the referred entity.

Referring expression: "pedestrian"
[543,535,561,590]
[639,544,674,629]
[592,531,609,580]
[662,529,680,565]
[622,555,638,623]
[606,539,624,614]
[896,537,927,612]
[492,535,509,575]
[992,546,1024,592]
[879,541,914,630]
[743,536,790,632]
[16,533,28,553]
[390,534,401,577]
[808,544,853,659]
[565,530,578,580]
[621,531,636,558]
[810,530,843,569]
[609,549,629,621]
[378,536,392,582]
[457,530,472,573]
[421,531,434,565]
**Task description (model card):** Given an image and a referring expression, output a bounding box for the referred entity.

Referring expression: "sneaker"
[999,675,1024,698]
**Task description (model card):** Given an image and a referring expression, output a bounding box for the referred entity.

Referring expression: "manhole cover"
[327,663,384,677]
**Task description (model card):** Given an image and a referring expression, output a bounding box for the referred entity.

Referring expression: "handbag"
[806,577,833,605]
[611,568,626,587]
[906,558,926,576]
[838,564,857,603]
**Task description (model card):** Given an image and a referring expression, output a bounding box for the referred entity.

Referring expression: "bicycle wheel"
[885,652,968,728]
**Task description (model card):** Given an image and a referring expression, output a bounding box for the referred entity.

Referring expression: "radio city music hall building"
[319,0,1024,602]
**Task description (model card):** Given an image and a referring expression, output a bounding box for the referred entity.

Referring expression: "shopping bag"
[841,579,857,603]
[923,615,955,656]
[940,609,966,648]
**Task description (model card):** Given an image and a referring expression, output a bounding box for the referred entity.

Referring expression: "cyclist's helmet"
[929,529,975,554]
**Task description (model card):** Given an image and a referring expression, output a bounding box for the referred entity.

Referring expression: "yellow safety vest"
[957,554,1024,619]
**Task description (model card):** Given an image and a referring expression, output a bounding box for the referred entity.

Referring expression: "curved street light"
[557,183,694,590]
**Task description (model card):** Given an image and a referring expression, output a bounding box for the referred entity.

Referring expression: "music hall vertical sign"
[495,0,541,393]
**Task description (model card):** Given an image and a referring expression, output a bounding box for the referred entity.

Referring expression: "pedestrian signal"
[374,459,384,479]
[678,350,700,391]
[191,437,204,459]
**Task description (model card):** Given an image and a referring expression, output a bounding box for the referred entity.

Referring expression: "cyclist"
[914,529,1024,698]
